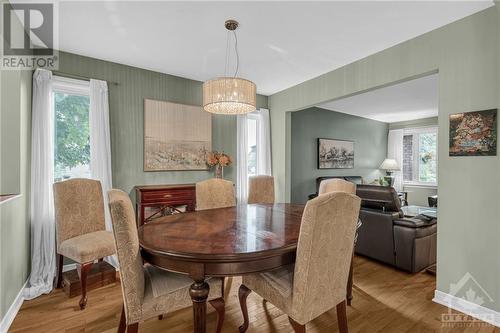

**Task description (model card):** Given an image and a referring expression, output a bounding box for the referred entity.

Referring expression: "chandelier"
[203,20,256,115]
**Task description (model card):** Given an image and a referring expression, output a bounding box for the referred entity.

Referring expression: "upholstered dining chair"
[195,178,236,299]
[108,189,225,333]
[318,178,361,306]
[53,178,116,310]
[196,178,236,210]
[318,178,356,196]
[239,192,361,333]
[247,175,275,204]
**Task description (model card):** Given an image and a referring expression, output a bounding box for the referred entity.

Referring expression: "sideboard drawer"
[141,189,194,203]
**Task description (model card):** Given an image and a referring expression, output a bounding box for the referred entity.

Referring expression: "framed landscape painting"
[318,138,354,169]
[144,99,212,171]
[449,109,497,156]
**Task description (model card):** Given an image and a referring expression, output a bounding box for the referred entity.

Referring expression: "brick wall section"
[403,135,413,181]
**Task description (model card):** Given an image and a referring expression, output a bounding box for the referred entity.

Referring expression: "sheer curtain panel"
[89,79,117,267]
[24,69,55,299]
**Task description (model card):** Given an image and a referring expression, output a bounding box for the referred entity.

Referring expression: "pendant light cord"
[223,25,240,78]
[233,30,239,78]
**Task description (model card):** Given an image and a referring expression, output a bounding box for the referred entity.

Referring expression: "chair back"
[318,178,356,195]
[196,178,236,210]
[292,192,361,321]
[108,189,145,323]
[53,178,106,247]
[248,175,275,204]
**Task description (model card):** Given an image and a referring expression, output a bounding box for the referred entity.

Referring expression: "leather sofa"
[354,185,437,273]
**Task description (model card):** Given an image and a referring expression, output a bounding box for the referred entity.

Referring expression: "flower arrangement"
[206,151,232,178]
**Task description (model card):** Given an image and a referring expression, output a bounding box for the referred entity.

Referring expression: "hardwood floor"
[10,256,499,333]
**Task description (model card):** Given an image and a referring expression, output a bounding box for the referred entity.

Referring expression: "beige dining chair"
[318,178,356,195]
[238,192,361,333]
[53,178,116,310]
[248,175,275,204]
[108,189,225,333]
[196,178,236,210]
[195,178,236,299]
[318,178,359,306]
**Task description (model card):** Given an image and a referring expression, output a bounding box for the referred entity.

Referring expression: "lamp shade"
[380,158,400,171]
[203,77,256,115]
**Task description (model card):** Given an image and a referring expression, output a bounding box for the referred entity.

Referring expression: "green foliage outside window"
[54,92,90,181]
[418,133,437,183]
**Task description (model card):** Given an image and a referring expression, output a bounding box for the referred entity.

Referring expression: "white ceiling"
[316,73,439,123]
[26,1,494,95]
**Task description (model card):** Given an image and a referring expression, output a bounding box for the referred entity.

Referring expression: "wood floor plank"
[9,256,500,332]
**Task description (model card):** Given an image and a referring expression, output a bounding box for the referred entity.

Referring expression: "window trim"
[403,126,438,187]
[246,112,261,177]
[52,75,90,96]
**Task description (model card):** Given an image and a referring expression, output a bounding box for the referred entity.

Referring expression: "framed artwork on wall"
[144,99,212,171]
[449,109,497,156]
[317,138,354,169]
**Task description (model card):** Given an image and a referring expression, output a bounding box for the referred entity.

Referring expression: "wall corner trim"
[433,290,500,328]
[0,279,28,333]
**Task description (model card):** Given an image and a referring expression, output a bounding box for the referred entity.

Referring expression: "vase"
[215,164,224,179]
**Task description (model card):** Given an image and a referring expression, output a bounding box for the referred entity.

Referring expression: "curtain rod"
[52,71,119,86]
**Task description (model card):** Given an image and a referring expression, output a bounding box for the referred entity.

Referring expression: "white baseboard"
[0,279,28,333]
[433,290,500,327]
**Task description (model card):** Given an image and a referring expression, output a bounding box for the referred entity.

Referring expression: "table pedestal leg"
[190,279,209,333]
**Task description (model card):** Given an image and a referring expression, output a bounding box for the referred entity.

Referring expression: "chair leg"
[77,262,93,310]
[117,305,126,333]
[346,253,354,306]
[55,254,64,289]
[336,300,348,333]
[288,317,306,333]
[209,297,225,333]
[238,284,252,333]
[126,323,138,333]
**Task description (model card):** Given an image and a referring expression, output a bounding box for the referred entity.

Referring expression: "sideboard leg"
[190,279,209,333]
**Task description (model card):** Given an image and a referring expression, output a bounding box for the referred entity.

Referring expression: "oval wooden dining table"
[138,203,305,333]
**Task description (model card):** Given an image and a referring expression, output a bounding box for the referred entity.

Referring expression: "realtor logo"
[441,272,495,328]
[1,2,58,70]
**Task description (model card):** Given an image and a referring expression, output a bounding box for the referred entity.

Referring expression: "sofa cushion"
[394,217,437,228]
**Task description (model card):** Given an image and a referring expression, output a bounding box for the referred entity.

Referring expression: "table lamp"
[379,158,400,187]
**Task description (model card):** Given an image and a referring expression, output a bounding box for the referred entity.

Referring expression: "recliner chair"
[354,185,437,273]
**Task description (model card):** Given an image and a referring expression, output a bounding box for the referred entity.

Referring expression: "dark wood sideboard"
[135,184,196,226]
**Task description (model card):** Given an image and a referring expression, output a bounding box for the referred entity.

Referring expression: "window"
[246,114,259,177]
[403,127,438,186]
[52,77,91,182]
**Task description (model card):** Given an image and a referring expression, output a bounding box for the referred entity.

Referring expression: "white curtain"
[236,108,272,204]
[256,108,272,176]
[387,129,404,191]
[236,115,248,204]
[24,69,55,300]
[89,79,117,268]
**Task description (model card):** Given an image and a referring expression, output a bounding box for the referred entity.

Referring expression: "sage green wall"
[0,1,32,323]
[1,70,21,195]
[0,70,32,321]
[290,107,387,203]
[58,52,268,198]
[389,116,439,207]
[270,6,500,313]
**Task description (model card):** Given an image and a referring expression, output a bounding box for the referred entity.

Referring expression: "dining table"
[138,203,305,333]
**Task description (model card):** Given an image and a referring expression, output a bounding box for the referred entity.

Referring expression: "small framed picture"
[449,109,497,156]
[317,138,354,169]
